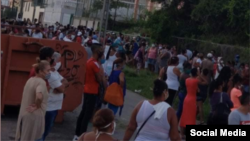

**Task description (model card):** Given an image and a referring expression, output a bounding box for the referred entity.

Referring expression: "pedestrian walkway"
[1,90,147,141]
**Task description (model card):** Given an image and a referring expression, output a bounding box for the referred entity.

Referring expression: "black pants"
[75,93,97,136]
[165,89,177,106]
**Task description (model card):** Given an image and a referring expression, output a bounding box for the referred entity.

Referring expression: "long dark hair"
[106,45,116,60]
[209,66,232,96]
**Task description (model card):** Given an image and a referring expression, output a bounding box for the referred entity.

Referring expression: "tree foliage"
[144,0,249,46]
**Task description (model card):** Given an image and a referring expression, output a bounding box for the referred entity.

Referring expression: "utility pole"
[133,0,139,20]
[75,0,79,16]
[12,0,15,12]
[98,0,110,45]
[20,0,24,16]
[113,0,118,28]
[32,0,37,22]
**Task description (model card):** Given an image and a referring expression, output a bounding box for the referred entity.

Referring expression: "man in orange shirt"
[73,43,103,141]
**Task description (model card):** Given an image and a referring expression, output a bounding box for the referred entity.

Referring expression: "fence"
[172,36,249,63]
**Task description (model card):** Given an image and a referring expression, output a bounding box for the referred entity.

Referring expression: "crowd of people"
[1,18,249,141]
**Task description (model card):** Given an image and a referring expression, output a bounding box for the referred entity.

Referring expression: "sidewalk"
[1,90,146,141]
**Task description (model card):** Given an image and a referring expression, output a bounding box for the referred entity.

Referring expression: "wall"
[22,2,44,21]
[72,17,99,30]
[43,0,62,25]
[43,0,84,26]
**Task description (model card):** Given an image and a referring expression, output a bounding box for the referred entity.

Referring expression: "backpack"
[207,93,231,125]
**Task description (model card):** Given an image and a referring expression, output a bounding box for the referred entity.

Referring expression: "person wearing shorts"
[196,69,209,124]
[147,45,157,72]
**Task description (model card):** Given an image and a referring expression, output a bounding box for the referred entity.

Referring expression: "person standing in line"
[132,37,139,67]
[103,46,117,77]
[76,32,83,44]
[134,43,146,74]
[176,62,191,121]
[63,30,74,42]
[207,78,233,125]
[195,53,204,68]
[77,109,118,141]
[32,28,43,39]
[179,68,207,139]
[191,51,199,68]
[177,49,188,73]
[196,69,210,124]
[108,58,126,116]
[201,53,214,82]
[123,79,180,141]
[228,92,250,125]
[165,57,181,106]
[214,57,224,79]
[147,45,158,73]
[159,45,171,70]
[73,44,104,141]
[58,29,66,41]
[15,60,51,141]
[241,65,249,93]
[40,52,69,141]
[29,47,55,80]
[186,45,193,60]
[230,74,243,111]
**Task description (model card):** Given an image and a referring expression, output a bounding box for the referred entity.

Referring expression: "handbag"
[134,111,155,139]
[104,82,123,106]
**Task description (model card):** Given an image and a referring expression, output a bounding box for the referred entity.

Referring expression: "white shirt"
[47,71,64,111]
[104,45,110,58]
[136,101,171,141]
[63,36,72,42]
[59,33,65,40]
[166,66,180,91]
[196,58,202,65]
[177,54,187,66]
[186,49,193,60]
[103,54,117,76]
[32,32,43,39]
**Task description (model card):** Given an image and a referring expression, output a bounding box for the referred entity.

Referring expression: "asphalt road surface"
[1,90,146,141]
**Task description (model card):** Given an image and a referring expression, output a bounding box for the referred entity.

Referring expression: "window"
[31,0,44,7]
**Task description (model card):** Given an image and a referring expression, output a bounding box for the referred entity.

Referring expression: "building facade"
[43,0,84,25]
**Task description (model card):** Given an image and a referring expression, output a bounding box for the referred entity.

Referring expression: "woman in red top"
[179,68,208,139]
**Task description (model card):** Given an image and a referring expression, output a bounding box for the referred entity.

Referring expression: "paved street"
[1,90,147,141]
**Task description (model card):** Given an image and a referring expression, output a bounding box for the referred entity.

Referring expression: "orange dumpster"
[1,35,87,122]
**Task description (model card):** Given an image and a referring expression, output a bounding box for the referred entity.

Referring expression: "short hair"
[202,68,209,76]
[181,49,186,54]
[240,91,250,106]
[191,68,198,77]
[39,47,55,60]
[91,43,102,53]
[183,61,191,69]
[169,57,179,65]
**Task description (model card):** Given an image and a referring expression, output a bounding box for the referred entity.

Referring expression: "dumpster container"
[1,35,87,122]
